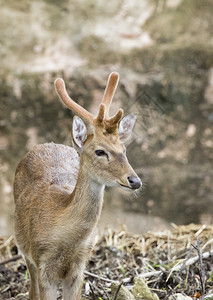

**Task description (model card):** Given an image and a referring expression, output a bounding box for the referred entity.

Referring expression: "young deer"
[14,72,142,300]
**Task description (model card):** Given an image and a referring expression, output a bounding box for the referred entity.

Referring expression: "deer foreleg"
[62,270,84,300]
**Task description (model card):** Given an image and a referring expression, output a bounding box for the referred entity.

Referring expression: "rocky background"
[0,0,213,236]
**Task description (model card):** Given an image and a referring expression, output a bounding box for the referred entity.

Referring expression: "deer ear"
[118,113,137,143]
[72,116,87,149]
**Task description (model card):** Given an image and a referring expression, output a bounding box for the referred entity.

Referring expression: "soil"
[0,224,213,299]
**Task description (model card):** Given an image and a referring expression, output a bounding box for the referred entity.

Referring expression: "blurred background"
[0,0,212,237]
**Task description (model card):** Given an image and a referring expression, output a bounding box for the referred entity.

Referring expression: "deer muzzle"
[117,173,142,190]
[127,175,142,190]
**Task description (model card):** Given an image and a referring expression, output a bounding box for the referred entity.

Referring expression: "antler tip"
[118,108,124,117]
[54,78,64,90]
[109,72,119,80]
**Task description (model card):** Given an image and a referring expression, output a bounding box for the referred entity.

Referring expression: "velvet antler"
[54,72,123,132]
[54,78,94,124]
[101,72,119,118]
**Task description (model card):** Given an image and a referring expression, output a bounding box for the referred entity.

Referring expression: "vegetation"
[0,224,212,299]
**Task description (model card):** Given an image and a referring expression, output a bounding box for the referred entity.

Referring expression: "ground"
[0,224,213,299]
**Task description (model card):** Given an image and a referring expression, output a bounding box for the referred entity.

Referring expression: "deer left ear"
[72,116,87,150]
[118,113,137,143]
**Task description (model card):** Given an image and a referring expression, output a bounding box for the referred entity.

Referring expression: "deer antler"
[54,72,123,132]
[54,78,94,124]
[101,72,119,118]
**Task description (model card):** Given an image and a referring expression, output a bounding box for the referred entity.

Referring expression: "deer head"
[54,72,142,190]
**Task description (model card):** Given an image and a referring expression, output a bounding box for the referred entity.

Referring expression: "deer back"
[14,143,79,203]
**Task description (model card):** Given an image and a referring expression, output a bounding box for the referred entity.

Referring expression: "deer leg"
[25,258,39,300]
[62,271,84,300]
[37,268,57,300]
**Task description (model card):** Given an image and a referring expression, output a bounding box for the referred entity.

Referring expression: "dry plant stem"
[112,282,123,300]
[92,284,105,297]
[173,249,213,271]
[0,254,22,266]
[184,266,189,291]
[89,283,96,300]
[150,287,167,293]
[150,247,213,283]
[166,249,213,282]
[0,235,14,250]
[138,270,162,279]
[100,282,110,300]
[84,270,119,284]
[192,241,205,299]
[202,238,213,250]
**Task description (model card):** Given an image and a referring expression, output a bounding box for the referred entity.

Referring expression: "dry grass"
[0,224,213,299]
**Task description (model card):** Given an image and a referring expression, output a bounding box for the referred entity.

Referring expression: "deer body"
[14,73,142,300]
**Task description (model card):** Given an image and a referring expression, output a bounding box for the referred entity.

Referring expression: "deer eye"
[95,150,106,156]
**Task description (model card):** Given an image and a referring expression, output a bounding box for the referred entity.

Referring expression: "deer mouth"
[117,182,132,191]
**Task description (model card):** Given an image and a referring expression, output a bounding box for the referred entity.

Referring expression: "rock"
[168,294,192,300]
[131,277,159,300]
[111,283,135,300]
[205,294,213,300]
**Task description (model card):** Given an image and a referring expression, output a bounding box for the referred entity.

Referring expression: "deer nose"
[127,176,142,190]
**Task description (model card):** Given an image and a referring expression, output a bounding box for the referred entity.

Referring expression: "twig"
[150,287,167,293]
[184,266,189,291]
[173,249,213,271]
[90,283,105,297]
[202,238,213,251]
[0,235,14,250]
[166,259,185,282]
[99,282,110,300]
[0,254,22,266]
[166,248,213,283]
[112,282,122,300]
[84,270,119,284]
[192,241,206,300]
[195,225,206,238]
[89,283,96,300]
[138,270,162,279]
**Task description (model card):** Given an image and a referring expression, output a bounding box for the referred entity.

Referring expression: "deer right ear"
[72,116,87,149]
[118,113,137,143]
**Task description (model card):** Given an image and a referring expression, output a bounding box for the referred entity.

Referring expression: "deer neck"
[59,156,105,235]
[71,163,105,220]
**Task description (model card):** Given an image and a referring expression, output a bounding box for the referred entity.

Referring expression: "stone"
[131,277,159,300]
[111,283,135,300]
[168,293,193,300]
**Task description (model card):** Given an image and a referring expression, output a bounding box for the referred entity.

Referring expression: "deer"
[13,72,142,300]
